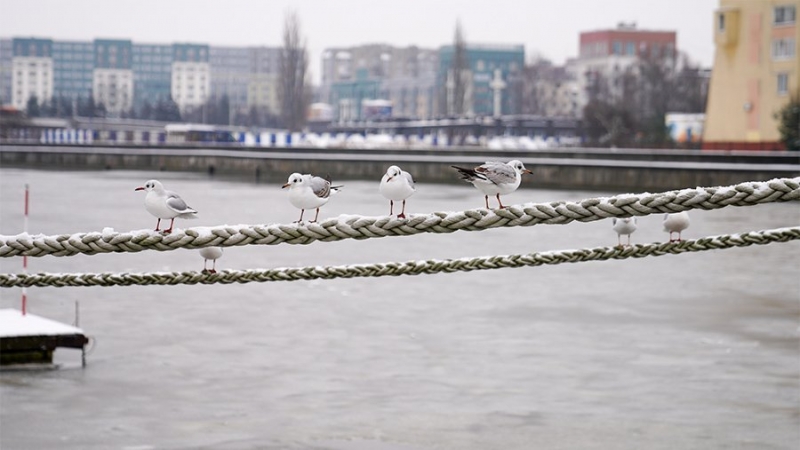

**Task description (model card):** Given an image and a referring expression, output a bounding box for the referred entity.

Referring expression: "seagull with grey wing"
[135,179,197,234]
[451,160,533,209]
[282,172,342,223]
[380,165,416,218]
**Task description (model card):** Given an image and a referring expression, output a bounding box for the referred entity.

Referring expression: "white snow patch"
[0,309,85,337]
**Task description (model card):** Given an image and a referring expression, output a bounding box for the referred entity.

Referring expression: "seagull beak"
[523,169,533,175]
[281,183,291,189]
[134,187,144,191]
[387,176,394,182]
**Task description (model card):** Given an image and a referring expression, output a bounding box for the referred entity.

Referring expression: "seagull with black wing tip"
[451,160,533,209]
[380,165,416,218]
[282,172,342,223]
[134,179,197,234]
[612,217,637,247]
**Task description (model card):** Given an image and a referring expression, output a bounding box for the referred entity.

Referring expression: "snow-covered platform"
[0,309,88,367]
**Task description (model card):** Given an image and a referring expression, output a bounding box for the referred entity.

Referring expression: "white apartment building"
[11,56,53,110]
[171,61,210,113]
[92,68,133,114]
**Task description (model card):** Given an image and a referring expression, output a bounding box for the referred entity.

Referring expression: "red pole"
[22,184,29,316]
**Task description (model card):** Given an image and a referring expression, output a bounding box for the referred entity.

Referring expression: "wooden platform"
[0,309,88,367]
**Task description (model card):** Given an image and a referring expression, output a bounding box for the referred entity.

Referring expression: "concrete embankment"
[1,144,798,191]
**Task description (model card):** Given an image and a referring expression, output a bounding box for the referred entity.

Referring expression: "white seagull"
[199,247,223,274]
[663,211,691,242]
[451,160,533,209]
[282,173,342,223]
[612,217,637,247]
[134,180,197,234]
[380,165,416,218]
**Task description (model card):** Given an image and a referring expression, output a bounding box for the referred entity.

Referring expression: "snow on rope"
[1,177,798,259]
[1,227,798,288]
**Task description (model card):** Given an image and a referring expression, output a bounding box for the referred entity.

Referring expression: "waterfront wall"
[1,145,798,192]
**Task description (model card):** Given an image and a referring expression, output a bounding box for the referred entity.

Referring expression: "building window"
[717,12,726,32]
[625,42,635,55]
[772,38,796,60]
[612,41,622,55]
[777,73,789,95]
[774,5,796,25]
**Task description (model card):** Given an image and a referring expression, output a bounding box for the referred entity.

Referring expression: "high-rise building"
[11,38,54,110]
[132,43,173,108]
[209,46,250,112]
[93,39,134,114]
[703,0,798,149]
[321,44,439,121]
[52,41,94,106]
[0,39,13,106]
[171,43,210,114]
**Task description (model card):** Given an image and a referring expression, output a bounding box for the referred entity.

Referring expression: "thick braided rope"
[2,227,798,288]
[1,177,798,259]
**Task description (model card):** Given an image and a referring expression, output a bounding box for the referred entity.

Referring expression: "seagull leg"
[164,218,175,234]
[389,200,394,216]
[484,195,490,209]
[627,234,631,247]
[210,259,217,274]
[312,208,320,223]
[398,200,406,219]
[496,194,506,209]
[295,209,305,223]
[154,218,161,232]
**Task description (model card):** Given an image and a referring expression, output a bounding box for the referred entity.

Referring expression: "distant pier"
[0,309,88,368]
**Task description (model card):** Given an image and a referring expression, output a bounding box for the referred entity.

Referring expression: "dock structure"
[0,309,88,368]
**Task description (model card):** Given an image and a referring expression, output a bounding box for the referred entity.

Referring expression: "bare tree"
[451,21,469,116]
[278,11,309,131]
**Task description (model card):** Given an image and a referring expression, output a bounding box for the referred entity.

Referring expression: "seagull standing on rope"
[380,165,416,218]
[134,180,197,234]
[282,173,342,223]
[612,217,637,247]
[451,160,533,209]
[664,211,691,242]
[199,247,223,274]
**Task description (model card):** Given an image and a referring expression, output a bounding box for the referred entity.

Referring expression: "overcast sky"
[5,0,718,83]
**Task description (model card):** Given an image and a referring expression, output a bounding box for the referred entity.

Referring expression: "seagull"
[451,160,533,209]
[134,180,197,234]
[199,247,223,274]
[282,173,342,223]
[664,211,690,242]
[612,217,637,247]
[380,165,416,218]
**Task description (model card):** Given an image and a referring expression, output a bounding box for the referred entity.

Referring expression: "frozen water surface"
[0,168,798,450]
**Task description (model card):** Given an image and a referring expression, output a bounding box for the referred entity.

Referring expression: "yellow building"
[704,0,799,149]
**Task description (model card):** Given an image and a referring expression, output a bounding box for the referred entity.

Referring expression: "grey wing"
[309,176,332,198]
[402,170,415,189]
[165,192,190,211]
[478,162,516,185]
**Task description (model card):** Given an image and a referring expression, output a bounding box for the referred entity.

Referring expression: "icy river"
[0,168,798,449]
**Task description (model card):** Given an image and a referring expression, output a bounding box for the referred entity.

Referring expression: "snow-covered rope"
[1,227,798,288]
[1,177,798,259]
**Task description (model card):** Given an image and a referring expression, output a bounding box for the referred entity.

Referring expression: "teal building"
[438,44,524,117]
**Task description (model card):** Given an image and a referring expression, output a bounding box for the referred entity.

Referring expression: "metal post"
[21,184,29,315]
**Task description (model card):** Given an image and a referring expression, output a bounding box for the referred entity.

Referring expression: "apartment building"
[11,38,54,110]
[703,0,798,149]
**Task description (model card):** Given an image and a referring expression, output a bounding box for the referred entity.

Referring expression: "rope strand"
[1,178,798,259]
[2,227,797,288]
